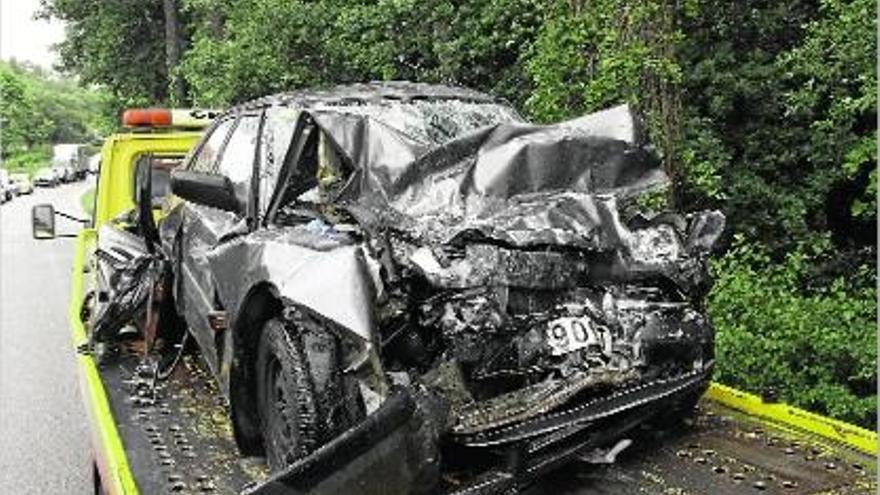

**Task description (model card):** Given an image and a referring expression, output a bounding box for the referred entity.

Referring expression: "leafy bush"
[708,236,877,428]
[3,147,51,176]
[1,61,111,170]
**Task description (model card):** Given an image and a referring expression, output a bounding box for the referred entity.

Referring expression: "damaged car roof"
[236,80,502,110]
[256,82,672,250]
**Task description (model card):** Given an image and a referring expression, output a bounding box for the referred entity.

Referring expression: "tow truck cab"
[92,109,220,229]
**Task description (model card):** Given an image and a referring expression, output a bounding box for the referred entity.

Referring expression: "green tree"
[0,61,111,171]
[778,0,876,234]
[39,0,189,105]
[0,64,41,156]
[525,0,692,204]
[180,0,542,107]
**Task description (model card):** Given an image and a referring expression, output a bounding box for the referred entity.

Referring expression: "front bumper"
[443,366,713,494]
[242,367,711,495]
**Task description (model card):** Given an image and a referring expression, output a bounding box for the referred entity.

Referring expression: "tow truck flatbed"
[93,343,267,493]
[65,229,876,495]
[62,228,875,495]
[89,328,876,494]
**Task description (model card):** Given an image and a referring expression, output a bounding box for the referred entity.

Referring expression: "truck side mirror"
[32,204,56,239]
[170,170,240,213]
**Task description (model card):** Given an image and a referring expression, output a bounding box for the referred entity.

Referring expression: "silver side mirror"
[32,204,56,239]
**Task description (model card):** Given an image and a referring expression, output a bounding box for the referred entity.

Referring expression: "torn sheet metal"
[297,102,723,295]
[311,104,665,246]
[142,83,727,492]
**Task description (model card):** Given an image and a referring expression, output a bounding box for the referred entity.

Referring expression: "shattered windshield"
[317,100,523,146]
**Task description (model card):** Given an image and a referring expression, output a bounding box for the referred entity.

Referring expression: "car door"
[171,113,262,372]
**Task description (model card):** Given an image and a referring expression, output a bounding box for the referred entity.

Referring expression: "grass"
[80,187,96,218]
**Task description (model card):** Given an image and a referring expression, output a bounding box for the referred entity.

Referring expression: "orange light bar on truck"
[121,108,220,129]
[122,109,171,127]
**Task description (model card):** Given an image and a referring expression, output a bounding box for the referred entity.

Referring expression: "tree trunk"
[162,0,186,104]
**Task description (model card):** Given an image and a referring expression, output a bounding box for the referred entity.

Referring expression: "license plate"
[545,316,610,356]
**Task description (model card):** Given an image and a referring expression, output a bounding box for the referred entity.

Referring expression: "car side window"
[216,115,260,186]
[190,118,234,173]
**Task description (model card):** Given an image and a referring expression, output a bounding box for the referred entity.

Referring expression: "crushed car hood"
[300,104,724,292]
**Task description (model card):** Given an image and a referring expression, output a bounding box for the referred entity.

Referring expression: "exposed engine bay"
[368,208,721,444]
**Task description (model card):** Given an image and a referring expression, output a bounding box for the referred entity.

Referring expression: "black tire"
[254,316,365,470]
[92,461,105,495]
[256,318,320,470]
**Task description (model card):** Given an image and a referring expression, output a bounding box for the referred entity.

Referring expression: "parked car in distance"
[10,173,34,195]
[0,169,13,202]
[34,168,60,187]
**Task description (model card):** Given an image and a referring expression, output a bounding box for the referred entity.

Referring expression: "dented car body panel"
[140,82,725,491]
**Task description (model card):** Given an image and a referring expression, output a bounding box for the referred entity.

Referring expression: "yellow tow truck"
[32,108,877,495]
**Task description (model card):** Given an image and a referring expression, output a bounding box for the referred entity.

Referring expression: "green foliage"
[778,0,877,223]
[2,147,52,176]
[180,0,543,107]
[679,0,876,256]
[709,237,876,427]
[0,61,110,165]
[677,117,727,202]
[81,187,96,218]
[0,64,52,155]
[180,0,338,105]
[40,0,171,105]
[525,0,682,121]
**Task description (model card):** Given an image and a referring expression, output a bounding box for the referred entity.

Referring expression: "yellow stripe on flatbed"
[69,228,139,495]
[705,382,877,456]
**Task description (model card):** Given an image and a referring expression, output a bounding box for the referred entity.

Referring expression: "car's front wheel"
[254,316,364,470]
[255,318,320,470]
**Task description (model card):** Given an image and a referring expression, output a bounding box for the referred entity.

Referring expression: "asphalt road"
[0,180,93,494]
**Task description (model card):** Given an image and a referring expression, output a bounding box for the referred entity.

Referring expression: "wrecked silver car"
[97,82,724,493]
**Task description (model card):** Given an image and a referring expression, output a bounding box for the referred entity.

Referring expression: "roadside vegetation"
[38,0,876,428]
[80,188,96,217]
[0,61,111,176]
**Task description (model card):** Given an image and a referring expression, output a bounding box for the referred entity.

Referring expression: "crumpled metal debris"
[95,83,726,493]
[91,224,164,343]
[258,96,724,450]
